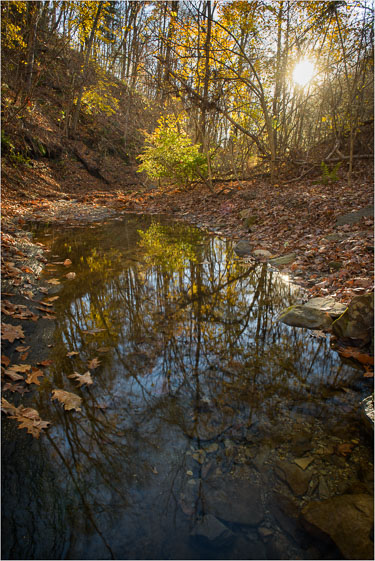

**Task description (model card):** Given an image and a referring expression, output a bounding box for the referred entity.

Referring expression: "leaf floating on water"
[52,389,82,411]
[2,382,30,394]
[63,259,72,267]
[66,272,76,280]
[46,278,60,285]
[1,397,19,415]
[43,296,59,303]
[37,359,53,367]
[1,323,25,343]
[1,355,11,367]
[88,357,101,370]
[66,351,79,357]
[338,346,374,365]
[25,368,44,385]
[6,364,32,373]
[336,442,354,456]
[68,371,93,387]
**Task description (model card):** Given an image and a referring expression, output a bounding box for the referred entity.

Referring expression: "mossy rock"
[332,293,374,344]
[278,305,333,330]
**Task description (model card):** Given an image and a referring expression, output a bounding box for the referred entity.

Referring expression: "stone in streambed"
[234,240,253,257]
[190,514,234,547]
[301,494,374,560]
[275,461,311,496]
[203,476,264,525]
[303,296,347,318]
[269,253,296,267]
[332,293,374,344]
[253,249,273,259]
[278,305,333,330]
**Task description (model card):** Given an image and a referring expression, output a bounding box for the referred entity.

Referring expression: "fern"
[320,161,341,184]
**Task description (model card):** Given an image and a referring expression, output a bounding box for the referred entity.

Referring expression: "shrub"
[137,114,208,186]
[320,161,341,184]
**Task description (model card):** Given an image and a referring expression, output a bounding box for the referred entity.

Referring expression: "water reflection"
[2,216,372,560]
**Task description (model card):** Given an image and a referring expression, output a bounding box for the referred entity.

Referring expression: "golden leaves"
[52,389,82,412]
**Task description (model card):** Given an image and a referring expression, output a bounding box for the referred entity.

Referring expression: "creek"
[2,215,373,560]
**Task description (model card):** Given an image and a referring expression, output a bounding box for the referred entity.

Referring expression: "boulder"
[234,240,253,257]
[332,293,374,344]
[278,305,333,330]
[190,514,234,546]
[336,205,374,226]
[269,253,296,267]
[303,297,347,319]
[203,476,264,526]
[253,249,273,259]
[301,494,374,559]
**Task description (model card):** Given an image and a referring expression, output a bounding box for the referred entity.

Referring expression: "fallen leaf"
[52,389,82,411]
[1,323,25,343]
[20,352,29,361]
[66,351,79,357]
[338,347,374,365]
[5,364,31,373]
[97,347,110,353]
[46,278,60,285]
[336,442,354,456]
[4,370,25,381]
[68,371,93,387]
[37,359,53,367]
[63,259,72,267]
[88,357,101,369]
[1,355,11,367]
[43,296,59,303]
[15,345,30,353]
[25,368,44,385]
[2,382,30,394]
[4,403,50,438]
[82,328,106,334]
[66,272,76,280]
[1,397,19,415]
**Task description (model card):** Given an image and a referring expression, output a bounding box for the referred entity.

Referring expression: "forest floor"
[2,155,374,305]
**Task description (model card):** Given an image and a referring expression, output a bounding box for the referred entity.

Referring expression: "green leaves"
[137,114,208,186]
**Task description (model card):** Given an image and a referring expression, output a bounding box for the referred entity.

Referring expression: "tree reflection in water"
[3,217,367,560]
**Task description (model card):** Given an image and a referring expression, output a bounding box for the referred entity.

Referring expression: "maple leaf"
[88,357,101,369]
[25,368,44,385]
[68,371,93,387]
[1,323,25,343]
[52,389,82,411]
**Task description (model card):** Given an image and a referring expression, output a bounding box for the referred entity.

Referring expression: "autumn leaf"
[338,346,374,365]
[1,397,19,415]
[43,296,59,303]
[68,371,93,387]
[5,404,50,439]
[88,357,101,369]
[15,346,30,353]
[52,389,82,411]
[336,442,354,456]
[1,323,25,343]
[66,351,79,357]
[4,370,25,381]
[37,359,53,367]
[5,364,31,373]
[66,272,76,280]
[46,278,60,285]
[63,259,72,267]
[25,368,44,385]
[2,382,30,395]
[1,355,11,367]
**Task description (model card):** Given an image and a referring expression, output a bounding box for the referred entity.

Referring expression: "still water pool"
[2,215,373,560]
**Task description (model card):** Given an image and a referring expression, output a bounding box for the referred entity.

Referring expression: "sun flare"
[293,60,315,86]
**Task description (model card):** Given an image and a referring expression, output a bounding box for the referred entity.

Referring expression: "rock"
[240,191,257,201]
[324,233,343,242]
[203,476,264,526]
[233,537,267,560]
[275,461,311,496]
[304,296,347,318]
[252,447,270,472]
[270,492,302,542]
[318,476,331,499]
[253,249,273,259]
[239,209,256,220]
[328,260,343,271]
[190,514,234,546]
[278,305,333,330]
[244,216,257,229]
[332,292,374,343]
[301,494,374,559]
[234,239,253,257]
[269,253,296,267]
[258,526,274,541]
[336,205,374,226]
[294,457,314,470]
[360,393,374,434]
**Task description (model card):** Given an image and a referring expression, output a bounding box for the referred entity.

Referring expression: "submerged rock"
[190,514,234,546]
[234,239,253,257]
[332,293,374,344]
[253,249,273,259]
[203,476,264,526]
[360,393,374,434]
[301,494,374,560]
[275,461,311,496]
[278,305,333,330]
